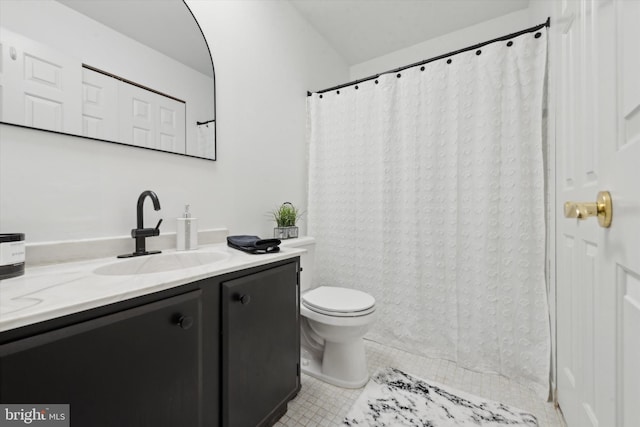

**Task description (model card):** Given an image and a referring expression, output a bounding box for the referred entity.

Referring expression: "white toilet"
[280,236,376,389]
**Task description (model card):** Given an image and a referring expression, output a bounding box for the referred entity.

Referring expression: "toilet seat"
[302,286,375,317]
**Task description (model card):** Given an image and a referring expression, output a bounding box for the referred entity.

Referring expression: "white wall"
[0,0,348,244]
[350,8,546,80]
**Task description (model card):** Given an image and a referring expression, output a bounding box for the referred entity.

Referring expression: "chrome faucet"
[118,190,163,258]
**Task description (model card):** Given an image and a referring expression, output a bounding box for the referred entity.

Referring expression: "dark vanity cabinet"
[0,290,203,427]
[0,258,300,427]
[222,263,300,427]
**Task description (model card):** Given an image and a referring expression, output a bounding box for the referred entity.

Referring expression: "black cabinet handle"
[237,294,251,305]
[177,315,194,330]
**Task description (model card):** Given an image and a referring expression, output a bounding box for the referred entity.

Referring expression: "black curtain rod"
[307,17,550,97]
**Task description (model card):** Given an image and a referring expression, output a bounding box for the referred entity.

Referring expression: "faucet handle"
[131,219,162,239]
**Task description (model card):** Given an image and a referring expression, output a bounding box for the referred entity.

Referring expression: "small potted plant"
[270,202,302,239]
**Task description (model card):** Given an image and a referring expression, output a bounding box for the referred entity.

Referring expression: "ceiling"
[56,0,530,76]
[289,0,530,65]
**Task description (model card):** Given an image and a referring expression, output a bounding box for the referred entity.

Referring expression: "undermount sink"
[94,250,231,276]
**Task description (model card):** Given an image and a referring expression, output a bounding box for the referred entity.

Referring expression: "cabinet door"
[0,290,202,427]
[222,262,300,427]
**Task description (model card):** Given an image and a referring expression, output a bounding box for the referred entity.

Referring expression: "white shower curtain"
[307,29,549,395]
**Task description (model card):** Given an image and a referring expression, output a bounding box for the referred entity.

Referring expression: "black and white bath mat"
[343,367,538,427]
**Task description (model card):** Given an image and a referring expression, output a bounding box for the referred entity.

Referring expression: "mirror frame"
[0,0,217,161]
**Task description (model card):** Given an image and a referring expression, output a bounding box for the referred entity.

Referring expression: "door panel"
[157,97,185,153]
[612,1,640,425]
[0,28,81,133]
[621,267,640,426]
[118,81,185,152]
[82,68,118,140]
[556,2,600,425]
[556,0,616,426]
[221,263,299,427]
[557,0,639,426]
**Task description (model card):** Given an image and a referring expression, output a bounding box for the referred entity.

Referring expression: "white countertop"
[0,243,304,333]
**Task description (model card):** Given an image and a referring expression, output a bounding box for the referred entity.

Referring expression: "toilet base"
[300,344,369,389]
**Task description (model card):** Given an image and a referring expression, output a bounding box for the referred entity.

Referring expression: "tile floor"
[275,340,566,427]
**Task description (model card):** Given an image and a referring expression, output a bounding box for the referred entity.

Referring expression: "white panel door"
[156,95,186,153]
[118,82,185,152]
[556,0,640,426]
[613,1,640,425]
[0,28,81,134]
[81,68,118,141]
[118,82,155,149]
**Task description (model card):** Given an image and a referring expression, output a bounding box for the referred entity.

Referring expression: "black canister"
[0,233,25,280]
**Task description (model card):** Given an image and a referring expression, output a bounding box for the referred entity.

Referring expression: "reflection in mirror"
[0,0,216,160]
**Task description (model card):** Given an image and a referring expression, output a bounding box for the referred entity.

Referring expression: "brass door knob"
[564,191,612,228]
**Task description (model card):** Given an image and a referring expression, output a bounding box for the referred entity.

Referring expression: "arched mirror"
[0,0,216,160]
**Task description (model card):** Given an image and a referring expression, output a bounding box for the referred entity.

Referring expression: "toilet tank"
[279,236,315,292]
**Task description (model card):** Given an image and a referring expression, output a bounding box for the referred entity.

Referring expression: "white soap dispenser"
[176,204,198,251]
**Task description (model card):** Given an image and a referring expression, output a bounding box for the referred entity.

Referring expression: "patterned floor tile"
[275,340,565,427]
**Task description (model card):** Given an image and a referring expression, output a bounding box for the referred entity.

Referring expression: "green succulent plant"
[270,202,302,227]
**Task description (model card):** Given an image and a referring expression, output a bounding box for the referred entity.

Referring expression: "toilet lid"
[302,286,375,314]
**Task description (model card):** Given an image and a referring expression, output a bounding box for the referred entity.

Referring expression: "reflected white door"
[82,68,118,141]
[0,28,81,133]
[118,82,185,153]
[556,0,640,426]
